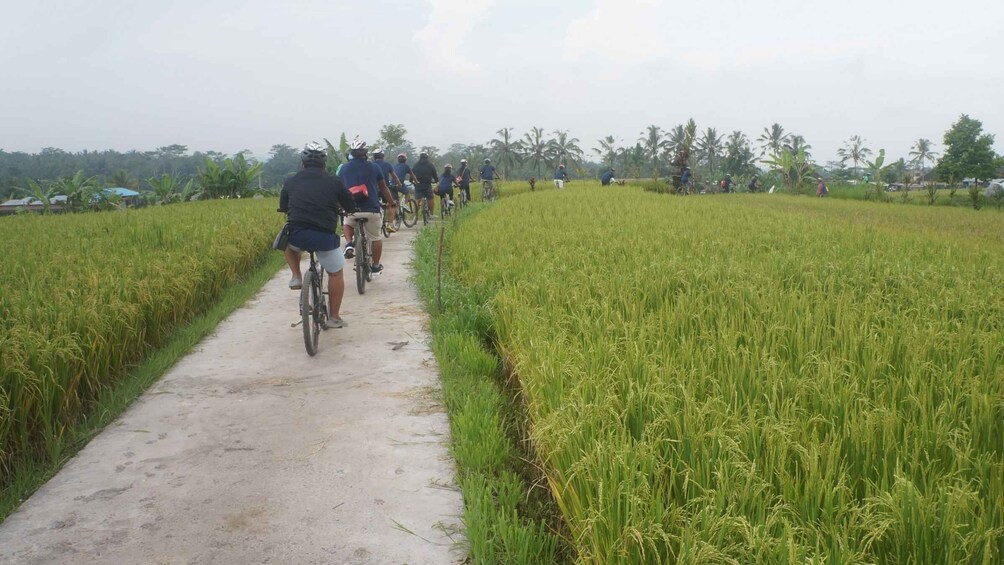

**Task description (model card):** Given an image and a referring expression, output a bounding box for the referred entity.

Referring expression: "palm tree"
[521,127,548,177]
[593,135,618,168]
[908,138,938,181]
[785,135,812,160]
[757,123,789,158]
[696,127,724,178]
[639,125,669,179]
[548,129,584,169]
[836,135,871,178]
[723,131,757,176]
[490,128,523,179]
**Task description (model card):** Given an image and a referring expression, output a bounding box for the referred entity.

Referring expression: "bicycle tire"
[355,230,366,294]
[301,271,318,356]
[402,196,418,227]
[421,198,429,226]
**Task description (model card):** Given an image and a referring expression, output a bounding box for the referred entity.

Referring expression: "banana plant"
[863,149,888,200]
[147,174,179,204]
[18,179,60,214]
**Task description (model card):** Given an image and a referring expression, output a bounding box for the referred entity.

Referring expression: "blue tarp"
[103,187,140,197]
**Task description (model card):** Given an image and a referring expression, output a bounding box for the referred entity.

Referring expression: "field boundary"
[0,251,285,522]
[413,209,571,564]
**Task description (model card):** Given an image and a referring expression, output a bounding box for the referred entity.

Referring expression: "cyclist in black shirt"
[411,152,439,216]
[278,142,357,329]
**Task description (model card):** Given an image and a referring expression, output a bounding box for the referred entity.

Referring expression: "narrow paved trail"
[0,229,465,564]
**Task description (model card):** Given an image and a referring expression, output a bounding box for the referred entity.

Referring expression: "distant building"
[0,195,68,216]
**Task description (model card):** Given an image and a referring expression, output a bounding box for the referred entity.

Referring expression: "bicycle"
[351,216,373,294]
[458,185,469,209]
[481,179,497,202]
[299,250,328,356]
[395,184,418,228]
[439,192,454,219]
[416,194,433,226]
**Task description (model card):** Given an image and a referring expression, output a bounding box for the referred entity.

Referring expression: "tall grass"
[446,186,1004,563]
[0,200,280,486]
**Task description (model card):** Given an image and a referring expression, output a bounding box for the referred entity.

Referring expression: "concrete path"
[0,229,465,564]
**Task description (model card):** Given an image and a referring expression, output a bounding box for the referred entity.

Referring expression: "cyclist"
[371,148,401,233]
[747,174,760,193]
[412,151,439,217]
[479,158,500,199]
[456,158,473,203]
[680,167,692,193]
[340,138,397,276]
[279,142,356,329]
[720,174,734,193]
[437,164,458,212]
[600,168,617,186]
[553,164,569,188]
[394,153,418,200]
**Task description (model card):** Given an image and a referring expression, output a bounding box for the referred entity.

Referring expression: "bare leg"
[372,240,383,265]
[328,269,344,319]
[343,225,354,247]
[284,248,302,278]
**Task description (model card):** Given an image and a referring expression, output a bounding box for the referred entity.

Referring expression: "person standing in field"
[340,138,397,276]
[279,142,356,329]
[600,168,617,186]
[817,177,828,197]
[412,152,439,216]
[553,164,569,188]
[748,174,760,193]
[479,158,500,199]
[456,159,473,203]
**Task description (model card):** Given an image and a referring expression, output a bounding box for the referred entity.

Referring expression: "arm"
[391,172,402,187]
[278,183,289,213]
[377,179,396,220]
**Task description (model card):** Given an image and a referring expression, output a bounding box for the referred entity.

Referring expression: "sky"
[2,0,1003,165]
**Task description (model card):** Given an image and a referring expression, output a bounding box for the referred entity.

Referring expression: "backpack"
[348,183,369,202]
[720,180,727,189]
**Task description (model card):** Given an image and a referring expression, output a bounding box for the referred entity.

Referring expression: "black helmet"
[301,142,326,167]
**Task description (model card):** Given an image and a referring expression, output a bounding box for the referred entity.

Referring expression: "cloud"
[562,0,669,63]
[414,0,494,73]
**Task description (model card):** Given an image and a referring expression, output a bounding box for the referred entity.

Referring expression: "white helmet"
[349,137,367,155]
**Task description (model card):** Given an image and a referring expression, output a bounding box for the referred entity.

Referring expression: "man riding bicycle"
[437,164,458,211]
[279,142,356,329]
[341,138,397,276]
[372,148,401,232]
[412,151,439,216]
[479,158,500,199]
[456,159,473,203]
[600,168,617,186]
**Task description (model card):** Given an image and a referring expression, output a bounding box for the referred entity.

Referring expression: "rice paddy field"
[437,184,1004,563]
[0,200,279,486]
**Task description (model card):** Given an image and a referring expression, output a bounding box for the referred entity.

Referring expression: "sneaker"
[289,276,302,290]
[343,245,355,259]
[370,263,384,276]
[386,223,398,233]
[323,318,347,330]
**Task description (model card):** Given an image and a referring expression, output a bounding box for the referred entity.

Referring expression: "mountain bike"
[439,192,455,219]
[351,217,372,294]
[299,251,327,356]
[458,185,469,209]
[395,184,418,228]
[481,180,496,202]
[417,194,433,226]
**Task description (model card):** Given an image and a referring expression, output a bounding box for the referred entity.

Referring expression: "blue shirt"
[479,164,496,180]
[438,173,455,193]
[340,159,385,213]
[600,171,615,185]
[393,163,412,186]
[681,170,691,183]
[554,167,568,180]
[457,166,472,187]
[374,159,394,186]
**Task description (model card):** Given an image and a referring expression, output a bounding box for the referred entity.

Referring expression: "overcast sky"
[2,0,1002,164]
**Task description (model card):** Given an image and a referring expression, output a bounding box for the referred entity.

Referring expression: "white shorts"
[554,179,564,188]
[343,212,383,242]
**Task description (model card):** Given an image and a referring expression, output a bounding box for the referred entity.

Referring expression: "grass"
[0,199,282,495]
[440,184,1003,563]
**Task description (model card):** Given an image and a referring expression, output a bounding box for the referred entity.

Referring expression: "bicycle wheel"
[301,270,318,356]
[421,198,429,226]
[402,196,418,227]
[355,230,366,294]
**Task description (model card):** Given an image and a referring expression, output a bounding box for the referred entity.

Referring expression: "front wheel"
[355,232,367,294]
[402,196,418,227]
[301,271,319,356]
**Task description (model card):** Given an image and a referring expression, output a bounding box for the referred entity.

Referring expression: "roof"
[0,195,68,207]
[103,187,140,197]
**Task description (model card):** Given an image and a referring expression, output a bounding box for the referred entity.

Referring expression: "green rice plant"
[443,185,1004,563]
[0,200,279,485]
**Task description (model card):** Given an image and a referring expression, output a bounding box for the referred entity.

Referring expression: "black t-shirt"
[412,159,438,186]
[279,167,356,234]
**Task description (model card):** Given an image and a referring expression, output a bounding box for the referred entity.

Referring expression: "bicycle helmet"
[397,153,407,162]
[419,151,429,159]
[301,142,327,167]
[484,158,491,163]
[372,147,385,158]
[460,158,467,164]
[349,137,367,158]
[444,164,453,171]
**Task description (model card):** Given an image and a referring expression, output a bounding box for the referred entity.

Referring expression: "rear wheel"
[301,271,318,356]
[421,198,429,226]
[355,231,366,294]
[402,196,418,227]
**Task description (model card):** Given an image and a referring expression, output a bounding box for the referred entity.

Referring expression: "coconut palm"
[639,125,670,179]
[757,123,789,158]
[723,131,757,177]
[490,127,523,180]
[594,135,618,168]
[548,129,584,169]
[785,135,813,160]
[521,127,548,177]
[696,127,724,178]
[836,135,872,178]
[908,138,938,179]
